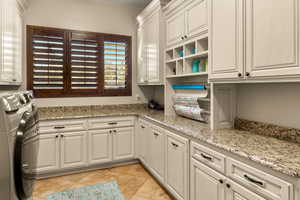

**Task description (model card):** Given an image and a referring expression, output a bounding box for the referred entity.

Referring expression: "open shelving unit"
[165,35,209,78]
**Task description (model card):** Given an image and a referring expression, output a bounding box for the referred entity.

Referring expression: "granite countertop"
[38,104,300,178]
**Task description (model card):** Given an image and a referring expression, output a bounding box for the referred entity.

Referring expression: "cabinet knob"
[55,135,59,138]
[61,134,64,138]
[113,130,117,133]
[184,35,188,39]
[181,36,184,40]
[226,183,231,188]
[246,72,250,77]
[238,73,242,77]
[219,179,224,184]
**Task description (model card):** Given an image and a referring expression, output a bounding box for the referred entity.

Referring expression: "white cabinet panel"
[113,127,134,160]
[137,27,147,84]
[0,0,23,85]
[245,0,300,78]
[165,131,189,200]
[226,179,267,200]
[35,133,59,173]
[149,126,165,182]
[166,11,186,47]
[190,158,226,200]
[88,130,112,165]
[186,0,208,38]
[61,131,87,169]
[209,0,244,80]
[137,120,150,164]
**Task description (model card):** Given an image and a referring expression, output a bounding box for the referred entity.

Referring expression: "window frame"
[27,25,132,98]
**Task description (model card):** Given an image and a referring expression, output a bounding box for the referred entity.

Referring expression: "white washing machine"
[0,91,39,200]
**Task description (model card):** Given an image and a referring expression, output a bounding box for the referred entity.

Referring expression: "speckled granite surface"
[235,118,300,144]
[38,104,300,178]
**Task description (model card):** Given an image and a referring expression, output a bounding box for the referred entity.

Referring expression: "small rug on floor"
[47,181,125,200]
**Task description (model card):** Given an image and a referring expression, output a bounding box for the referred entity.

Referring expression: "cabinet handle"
[141,125,145,129]
[153,132,159,137]
[12,79,17,82]
[201,153,213,161]
[226,183,231,189]
[54,126,65,129]
[246,72,250,77]
[238,73,242,77]
[244,175,264,187]
[108,122,118,125]
[171,142,179,148]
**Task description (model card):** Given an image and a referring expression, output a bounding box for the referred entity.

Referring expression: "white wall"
[24,0,148,107]
[237,83,300,129]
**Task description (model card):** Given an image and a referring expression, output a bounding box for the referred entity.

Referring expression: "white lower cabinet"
[190,158,226,200]
[137,120,150,164]
[35,133,60,173]
[165,131,189,200]
[226,179,267,200]
[60,131,87,169]
[112,127,134,160]
[148,125,165,182]
[88,129,112,165]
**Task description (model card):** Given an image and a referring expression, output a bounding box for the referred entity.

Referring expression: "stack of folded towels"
[172,94,210,123]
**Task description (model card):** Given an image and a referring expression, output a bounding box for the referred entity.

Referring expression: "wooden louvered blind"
[30,30,65,91]
[27,26,132,98]
[70,33,101,90]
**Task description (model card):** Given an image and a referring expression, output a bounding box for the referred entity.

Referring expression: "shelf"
[166,72,208,79]
[198,98,210,102]
[165,57,183,64]
[184,51,208,60]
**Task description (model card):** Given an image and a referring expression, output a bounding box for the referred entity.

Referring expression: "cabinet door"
[35,134,60,173]
[209,0,244,80]
[113,127,134,160]
[165,131,189,200]
[146,11,160,83]
[137,26,147,84]
[166,11,186,47]
[190,158,226,200]
[137,121,150,164]
[226,179,267,200]
[12,5,22,84]
[0,0,15,83]
[61,131,87,169]
[149,127,165,182]
[186,0,208,39]
[88,130,112,165]
[245,0,300,78]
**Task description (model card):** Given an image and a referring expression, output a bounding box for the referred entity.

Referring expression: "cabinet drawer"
[88,117,134,130]
[39,119,87,134]
[227,158,293,200]
[190,141,225,174]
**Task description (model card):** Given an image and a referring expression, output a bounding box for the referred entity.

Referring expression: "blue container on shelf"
[192,48,196,54]
[179,50,184,57]
[192,60,200,73]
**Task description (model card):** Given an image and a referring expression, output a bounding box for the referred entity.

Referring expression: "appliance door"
[14,111,39,200]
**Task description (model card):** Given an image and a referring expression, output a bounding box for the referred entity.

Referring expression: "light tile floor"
[33,164,174,200]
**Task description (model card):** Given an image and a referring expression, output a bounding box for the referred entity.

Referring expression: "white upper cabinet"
[245,0,300,79]
[186,0,208,39]
[209,0,300,82]
[165,0,208,47]
[166,10,186,47]
[209,0,244,80]
[0,0,24,85]
[137,0,165,85]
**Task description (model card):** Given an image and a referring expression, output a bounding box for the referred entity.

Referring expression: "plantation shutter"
[104,37,130,90]
[70,33,101,90]
[30,29,65,90]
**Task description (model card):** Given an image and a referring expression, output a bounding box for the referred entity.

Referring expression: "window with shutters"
[27,26,132,98]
